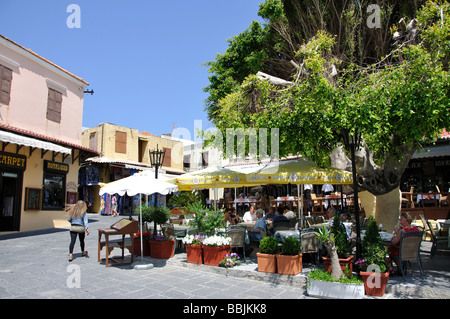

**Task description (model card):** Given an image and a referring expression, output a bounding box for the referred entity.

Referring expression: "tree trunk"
[359,188,401,233]
[325,241,345,281]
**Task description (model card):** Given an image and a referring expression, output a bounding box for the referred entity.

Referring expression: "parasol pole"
[139,193,143,263]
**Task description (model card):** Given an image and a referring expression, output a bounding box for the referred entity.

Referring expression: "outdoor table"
[417,193,440,206]
[274,229,300,243]
[238,221,256,230]
[323,194,347,209]
[276,196,298,206]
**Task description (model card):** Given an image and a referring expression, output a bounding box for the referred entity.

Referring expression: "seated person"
[269,206,287,235]
[388,212,418,273]
[284,206,296,219]
[243,205,257,222]
[248,209,266,241]
[264,206,277,221]
[225,207,240,225]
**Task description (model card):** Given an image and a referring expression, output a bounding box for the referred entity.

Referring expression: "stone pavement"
[0,213,449,300]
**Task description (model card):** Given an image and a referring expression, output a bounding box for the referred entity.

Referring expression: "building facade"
[81,123,185,214]
[0,35,97,232]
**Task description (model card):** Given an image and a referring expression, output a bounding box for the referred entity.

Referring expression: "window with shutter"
[46,88,62,123]
[115,131,127,154]
[163,147,171,167]
[0,65,12,105]
[89,132,98,151]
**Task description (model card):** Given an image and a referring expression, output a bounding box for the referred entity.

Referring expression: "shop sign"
[44,160,69,174]
[0,151,26,170]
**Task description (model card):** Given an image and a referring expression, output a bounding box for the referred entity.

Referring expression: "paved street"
[0,213,449,302]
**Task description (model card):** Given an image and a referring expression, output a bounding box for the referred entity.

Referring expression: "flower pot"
[307,279,365,299]
[149,240,175,259]
[202,245,231,266]
[133,238,150,256]
[276,253,302,276]
[256,253,277,274]
[360,271,389,296]
[186,244,203,264]
[322,255,354,275]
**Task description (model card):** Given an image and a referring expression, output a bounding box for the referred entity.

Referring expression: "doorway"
[0,170,23,231]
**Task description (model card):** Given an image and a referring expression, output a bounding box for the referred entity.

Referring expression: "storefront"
[0,129,98,232]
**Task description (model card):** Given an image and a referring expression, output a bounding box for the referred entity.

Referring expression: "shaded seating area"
[399,230,424,280]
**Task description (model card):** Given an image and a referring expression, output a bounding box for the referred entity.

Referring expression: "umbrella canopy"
[99,170,178,196]
[171,165,260,191]
[246,158,353,185]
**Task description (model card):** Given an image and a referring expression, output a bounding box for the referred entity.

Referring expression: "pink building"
[0,34,97,232]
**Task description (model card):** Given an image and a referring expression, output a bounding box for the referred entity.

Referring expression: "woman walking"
[67,200,90,262]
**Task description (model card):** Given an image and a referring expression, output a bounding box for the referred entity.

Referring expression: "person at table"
[248,209,267,241]
[268,206,288,235]
[284,206,296,219]
[225,207,240,225]
[264,206,277,221]
[322,183,334,196]
[243,205,257,222]
[388,212,419,274]
[304,184,313,213]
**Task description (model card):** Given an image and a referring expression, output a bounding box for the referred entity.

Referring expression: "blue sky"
[0,0,264,138]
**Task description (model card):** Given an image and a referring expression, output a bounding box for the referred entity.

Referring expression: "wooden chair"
[401,187,415,208]
[399,231,424,280]
[310,193,323,213]
[436,185,448,206]
[301,231,320,264]
[227,228,246,261]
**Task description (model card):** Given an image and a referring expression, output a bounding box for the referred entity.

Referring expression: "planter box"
[276,254,303,276]
[202,245,231,266]
[360,271,389,296]
[256,253,277,274]
[322,255,354,275]
[133,238,150,256]
[186,244,203,264]
[149,240,175,259]
[307,279,365,299]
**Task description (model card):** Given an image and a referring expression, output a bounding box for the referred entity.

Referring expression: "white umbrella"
[99,170,178,268]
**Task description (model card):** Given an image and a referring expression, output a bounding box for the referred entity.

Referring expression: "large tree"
[204,0,450,230]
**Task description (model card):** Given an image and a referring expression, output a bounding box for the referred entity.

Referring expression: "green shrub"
[259,236,279,254]
[281,237,300,255]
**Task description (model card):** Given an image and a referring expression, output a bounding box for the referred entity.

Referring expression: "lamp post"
[342,129,362,260]
[149,144,166,206]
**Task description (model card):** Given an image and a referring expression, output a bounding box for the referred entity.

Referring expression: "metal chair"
[273,219,291,233]
[426,220,448,258]
[227,228,246,261]
[399,231,424,280]
[174,228,187,253]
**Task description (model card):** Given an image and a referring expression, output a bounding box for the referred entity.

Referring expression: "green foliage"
[307,269,363,285]
[281,236,300,255]
[185,202,226,235]
[168,191,203,208]
[259,236,279,254]
[358,216,390,273]
[329,215,351,258]
[147,205,170,226]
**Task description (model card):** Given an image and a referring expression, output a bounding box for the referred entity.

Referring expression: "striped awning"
[0,130,72,154]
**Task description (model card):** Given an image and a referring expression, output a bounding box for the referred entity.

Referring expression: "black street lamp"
[149,144,166,204]
[342,129,362,260]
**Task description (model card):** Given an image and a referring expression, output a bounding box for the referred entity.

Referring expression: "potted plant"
[202,235,231,266]
[132,232,151,256]
[219,252,240,276]
[182,234,205,264]
[256,236,279,273]
[356,216,391,296]
[146,205,175,259]
[185,202,226,235]
[307,226,364,299]
[277,237,302,275]
[322,214,353,275]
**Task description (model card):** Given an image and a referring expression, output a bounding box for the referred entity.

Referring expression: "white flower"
[202,235,231,247]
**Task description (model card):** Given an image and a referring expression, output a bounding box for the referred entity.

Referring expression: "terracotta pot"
[256,253,277,273]
[277,253,303,275]
[186,244,203,264]
[360,271,389,296]
[133,238,150,256]
[202,245,231,266]
[322,255,354,275]
[149,240,175,259]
